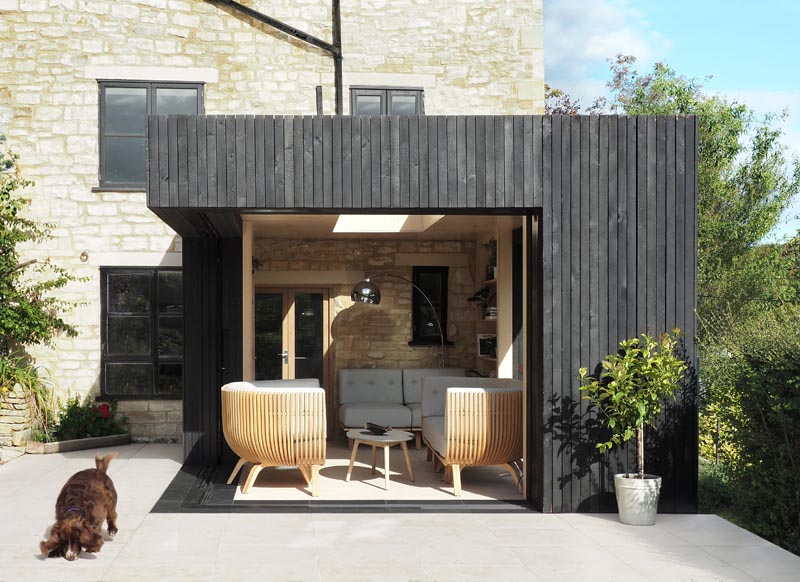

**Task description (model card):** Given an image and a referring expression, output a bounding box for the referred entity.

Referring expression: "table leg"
[371,445,377,474]
[383,444,390,490]
[345,440,361,482]
[401,440,415,482]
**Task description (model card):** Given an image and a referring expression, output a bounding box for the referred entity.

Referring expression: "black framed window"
[98,81,204,188]
[101,268,183,399]
[410,266,451,345]
[350,87,424,116]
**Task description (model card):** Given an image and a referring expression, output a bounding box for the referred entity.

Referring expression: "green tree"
[545,83,581,115]
[591,55,800,320]
[0,137,78,386]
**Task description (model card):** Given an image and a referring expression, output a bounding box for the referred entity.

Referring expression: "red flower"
[97,403,111,420]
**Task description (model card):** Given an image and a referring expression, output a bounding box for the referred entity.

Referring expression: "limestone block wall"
[0,0,542,441]
[0,385,31,447]
[115,400,182,443]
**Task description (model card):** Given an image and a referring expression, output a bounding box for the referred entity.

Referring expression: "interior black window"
[410,266,450,345]
[101,268,183,399]
[98,81,203,188]
[351,87,424,116]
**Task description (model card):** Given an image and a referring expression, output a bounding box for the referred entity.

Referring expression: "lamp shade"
[351,278,381,304]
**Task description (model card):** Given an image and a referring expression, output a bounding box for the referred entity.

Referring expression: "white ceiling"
[244,214,520,240]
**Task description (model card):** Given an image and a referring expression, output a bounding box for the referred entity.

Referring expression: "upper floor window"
[350,87,424,116]
[98,81,204,188]
[101,267,183,399]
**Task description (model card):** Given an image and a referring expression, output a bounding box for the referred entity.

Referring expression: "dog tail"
[95,452,117,474]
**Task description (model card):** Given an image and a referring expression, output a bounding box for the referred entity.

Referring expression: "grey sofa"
[338,367,466,448]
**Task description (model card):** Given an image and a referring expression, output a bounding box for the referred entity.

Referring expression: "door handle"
[277,350,289,364]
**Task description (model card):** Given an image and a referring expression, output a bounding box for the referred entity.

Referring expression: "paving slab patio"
[0,443,797,582]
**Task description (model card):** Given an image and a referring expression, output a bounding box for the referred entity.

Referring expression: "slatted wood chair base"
[222,384,327,497]
[423,387,523,497]
[227,459,323,497]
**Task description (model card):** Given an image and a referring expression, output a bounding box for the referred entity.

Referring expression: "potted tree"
[579,329,687,525]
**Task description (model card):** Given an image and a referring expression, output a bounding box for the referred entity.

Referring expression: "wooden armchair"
[421,377,523,496]
[221,380,326,497]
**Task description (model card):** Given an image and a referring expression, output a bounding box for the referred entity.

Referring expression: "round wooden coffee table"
[345,429,415,490]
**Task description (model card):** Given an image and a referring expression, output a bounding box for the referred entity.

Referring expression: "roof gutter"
[206,0,343,115]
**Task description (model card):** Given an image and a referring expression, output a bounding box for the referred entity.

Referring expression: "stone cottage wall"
[0,0,542,442]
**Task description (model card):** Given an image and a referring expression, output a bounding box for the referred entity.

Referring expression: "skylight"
[333,215,444,233]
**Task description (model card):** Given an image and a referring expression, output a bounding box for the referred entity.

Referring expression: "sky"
[544,0,800,241]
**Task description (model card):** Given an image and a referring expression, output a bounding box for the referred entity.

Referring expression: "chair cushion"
[338,369,403,404]
[222,379,321,392]
[422,416,446,457]
[339,402,412,428]
[421,377,523,417]
[401,368,466,405]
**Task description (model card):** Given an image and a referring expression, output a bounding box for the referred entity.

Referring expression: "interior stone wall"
[253,238,479,402]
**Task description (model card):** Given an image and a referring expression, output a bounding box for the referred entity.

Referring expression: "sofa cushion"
[338,369,403,404]
[423,416,446,457]
[406,402,422,428]
[339,402,413,428]
[421,377,523,417]
[402,368,466,405]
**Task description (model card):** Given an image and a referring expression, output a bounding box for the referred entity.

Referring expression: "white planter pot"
[614,473,662,526]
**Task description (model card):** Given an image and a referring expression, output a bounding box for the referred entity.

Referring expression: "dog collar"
[64,506,83,514]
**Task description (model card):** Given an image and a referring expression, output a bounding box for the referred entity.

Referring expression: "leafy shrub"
[699,304,800,554]
[33,396,127,442]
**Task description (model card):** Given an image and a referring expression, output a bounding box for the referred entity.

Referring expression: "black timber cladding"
[149,115,698,513]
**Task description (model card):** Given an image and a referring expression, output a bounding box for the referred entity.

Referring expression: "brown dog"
[40,452,119,560]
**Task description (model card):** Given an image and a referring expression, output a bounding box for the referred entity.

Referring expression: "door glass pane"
[105,136,146,184]
[105,363,152,396]
[158,363,182,397]
[157,271,182,313]
[294,292,323,382]
[255,293,283,381]
[156,87,199,115]
[105,87,147,134]
[107,316,150,355]
[158,316,183,357]
[108,273,150,313]
[354,94,382,115]
[390,94,418,116]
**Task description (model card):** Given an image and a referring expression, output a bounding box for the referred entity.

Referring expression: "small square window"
[351,87,424,116]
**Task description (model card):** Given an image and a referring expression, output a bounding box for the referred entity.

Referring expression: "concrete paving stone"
[699,544,800,582]
[510,545,644,582]
[422,563,543,582]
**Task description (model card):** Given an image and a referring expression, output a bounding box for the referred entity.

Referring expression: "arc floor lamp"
[351,274,447,368]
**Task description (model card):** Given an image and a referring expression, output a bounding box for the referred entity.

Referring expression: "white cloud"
[544,0,671,103]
